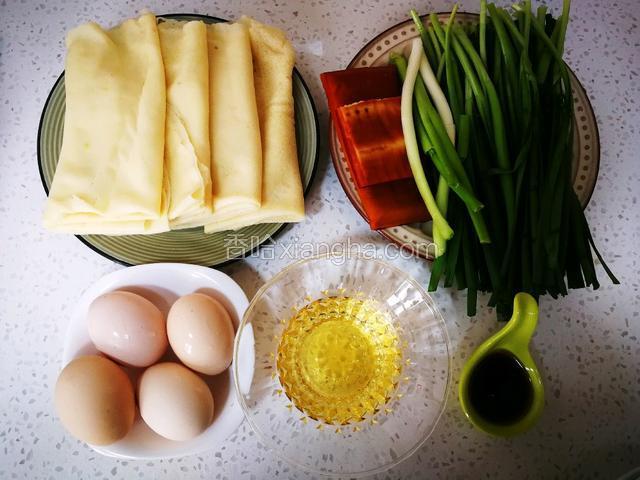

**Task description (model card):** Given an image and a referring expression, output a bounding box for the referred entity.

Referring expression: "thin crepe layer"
[204,16,304,233]
[207,22,262,219]
[158,19,212,228]
[43,13,169,234]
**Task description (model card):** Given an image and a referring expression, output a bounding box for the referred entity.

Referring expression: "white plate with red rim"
[61,263,255,459]
[329,12,600,260]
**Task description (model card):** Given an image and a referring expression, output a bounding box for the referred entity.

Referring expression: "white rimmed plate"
[329,12,600,260]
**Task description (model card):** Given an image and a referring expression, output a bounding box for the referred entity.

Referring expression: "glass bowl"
[233,254,450,477]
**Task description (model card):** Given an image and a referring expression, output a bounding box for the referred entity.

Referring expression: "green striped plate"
[38,13,318,267]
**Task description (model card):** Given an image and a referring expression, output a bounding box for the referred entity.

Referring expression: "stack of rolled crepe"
[43,13,305,235]
[204,16,304,233]
[43,13,169,234]
[158,19,212,228]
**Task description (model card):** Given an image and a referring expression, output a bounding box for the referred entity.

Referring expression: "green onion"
[453,25,516,246]
[412,13,492,245]
[410,0,617,319]
[410,9,438,71]
[480,0,488,65]
[392,53,488,224]
[419,45,457,254]
[397,39,453,243]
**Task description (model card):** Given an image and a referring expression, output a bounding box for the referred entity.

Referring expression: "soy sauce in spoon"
[467,349,534,425]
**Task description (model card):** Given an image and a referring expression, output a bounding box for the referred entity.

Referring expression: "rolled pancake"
[206,22,262,221]
[158,19,212,229]
[204,17,304,233]
[43,13,169,234]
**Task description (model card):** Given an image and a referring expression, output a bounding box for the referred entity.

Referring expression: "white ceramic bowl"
[61,263,255,459]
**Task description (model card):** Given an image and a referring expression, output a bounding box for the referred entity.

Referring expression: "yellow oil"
[276,296,402,425]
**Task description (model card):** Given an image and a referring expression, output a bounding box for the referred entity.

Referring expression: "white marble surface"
[1,0,639,478]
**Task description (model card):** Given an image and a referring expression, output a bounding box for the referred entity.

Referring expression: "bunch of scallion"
[392,0,618,319]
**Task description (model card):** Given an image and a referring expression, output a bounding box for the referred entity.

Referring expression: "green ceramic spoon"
[459,292,544,436]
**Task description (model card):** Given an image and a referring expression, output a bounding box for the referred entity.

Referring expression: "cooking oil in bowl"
[276,296,402,425]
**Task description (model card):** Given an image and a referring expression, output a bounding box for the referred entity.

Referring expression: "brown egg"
[54,355,135,445]
[138,362,214,441]
[88,291,168,367]
[167,293,234,375]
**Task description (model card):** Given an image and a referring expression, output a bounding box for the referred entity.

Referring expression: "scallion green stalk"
[398,39,453,245]
[480,0,488,65]
[454,25,516,245]
[419,46,456,255]
[392,53,486,219]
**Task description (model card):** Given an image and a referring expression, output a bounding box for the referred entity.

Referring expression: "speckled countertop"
[1,0,639,478]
